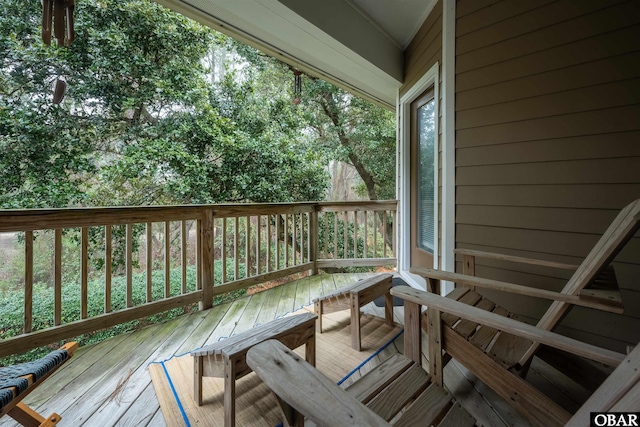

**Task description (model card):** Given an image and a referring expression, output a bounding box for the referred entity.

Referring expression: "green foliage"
[0,261,246,366]
[0,0,328,209]
[300,78,396,201]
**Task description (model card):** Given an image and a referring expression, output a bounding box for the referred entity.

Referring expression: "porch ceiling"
[154,0,434,109]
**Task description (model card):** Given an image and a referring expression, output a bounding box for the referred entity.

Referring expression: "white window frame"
[397,62,439,290]
[396,0,456,296]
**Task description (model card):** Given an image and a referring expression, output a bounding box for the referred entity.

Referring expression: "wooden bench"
[313,273,394,350]
[191,312,316,427]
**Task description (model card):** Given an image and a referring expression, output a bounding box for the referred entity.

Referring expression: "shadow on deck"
[0,273,590,427]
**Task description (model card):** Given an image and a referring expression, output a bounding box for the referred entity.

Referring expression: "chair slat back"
[536,200,640,332]
[524,200,640,364]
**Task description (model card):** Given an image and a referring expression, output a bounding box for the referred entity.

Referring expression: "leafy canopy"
[0,0,328,208]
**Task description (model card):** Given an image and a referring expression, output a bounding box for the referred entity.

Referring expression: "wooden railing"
[0,201,396,357]
[316,201,397,269]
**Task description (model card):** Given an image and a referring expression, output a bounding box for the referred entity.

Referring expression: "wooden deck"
[0,273,592,427]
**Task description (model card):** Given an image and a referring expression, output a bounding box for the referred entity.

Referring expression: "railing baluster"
[299,213,304,264]
[333,213,338,259]
[81,227,88,319]
[309,211,318,275]
[24,230,33,333]
[54,229,62,325]
[234,216,239,281]
[196,218,202,290]
[364,211,368,259]
[383,211,388,258]
[291,213,298,265]
[146,222,152,303]
[256,215,261,275]
[373,212,378,258]
[222,217,227,283]
[126,224,133,308]
[105,226,112,313]
[391,211,396,256]
[354,210,358,259]
[165,221,171,298]
[284,214,289,268]
[181,220,187,294]
[323,212,328,258]
[276,214,281,270]
[343,211,348,259]
[266,215,271,272]
[306,213,311,263]
[245,216,250,277]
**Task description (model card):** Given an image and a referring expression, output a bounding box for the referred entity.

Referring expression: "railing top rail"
[316,200,397,212]
[0,200,398,232]
[0,205,208,232]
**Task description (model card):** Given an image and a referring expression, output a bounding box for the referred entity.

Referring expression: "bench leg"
[314,301,323,333]
[350,294,362,351]
[194,355,203,406]
[384,292,394,326]
[224,357,236,427]
[305,334,316,367]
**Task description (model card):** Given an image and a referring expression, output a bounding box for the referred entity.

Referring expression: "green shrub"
[0,258,248,366]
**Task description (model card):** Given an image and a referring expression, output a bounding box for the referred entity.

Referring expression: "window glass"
[417,98,435,253]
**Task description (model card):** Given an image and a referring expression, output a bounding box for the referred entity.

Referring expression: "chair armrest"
[246,340,389,427]
[409,267,623,314]
[390,286,625,367]
[454,248,580,270]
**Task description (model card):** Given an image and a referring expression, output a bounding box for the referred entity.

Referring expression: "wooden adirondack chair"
[390,287,637,427]
[246,287,636,427]
[247,294,480,427]
[408,199,639,425]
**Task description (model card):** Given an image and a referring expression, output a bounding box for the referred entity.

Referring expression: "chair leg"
[8,402,61,427]
[194,355,204,405]
[305,334,316,367]
[350,294,362,351]
[275,395,304,427]
[224,357,237,427]
[314,301,323,333]
[384,292,394,325]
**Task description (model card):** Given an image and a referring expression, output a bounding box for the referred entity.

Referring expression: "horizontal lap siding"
[455,0,640,352]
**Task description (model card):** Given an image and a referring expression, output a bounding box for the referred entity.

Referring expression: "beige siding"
[401,0,442,97]
[453,0,640,352]
[401,0,444,267]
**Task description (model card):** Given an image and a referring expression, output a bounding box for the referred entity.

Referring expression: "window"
[416,96,436,253]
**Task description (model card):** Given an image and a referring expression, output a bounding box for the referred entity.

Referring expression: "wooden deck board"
[295,276,311,309]
[233,291,267,333]
[307,274,325,301]
[58,314,193,425]
[27,323,162,421]
[205,295,252,344]
[24,331,132,408]
[276,279,299,316]
[175,302,232,354]
[107,382,160,427]
[148,406,167,427]
[254,283,284,327]
[0,273,590,427]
